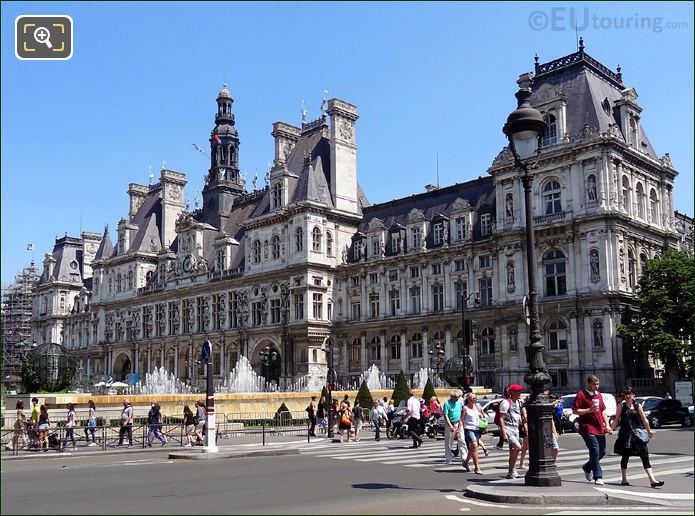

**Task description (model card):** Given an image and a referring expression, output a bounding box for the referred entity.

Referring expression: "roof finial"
[321,89,328,116]
[148,165,154,185]
[534,53,540,74]
[578,37,585,54]
[616,64,623,83]
[301,100,308,124]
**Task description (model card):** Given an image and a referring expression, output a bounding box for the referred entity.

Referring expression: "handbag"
[625,402,649,445]
[478,419,489,430]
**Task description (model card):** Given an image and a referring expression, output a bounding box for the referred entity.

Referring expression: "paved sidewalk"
[464,477,693,507]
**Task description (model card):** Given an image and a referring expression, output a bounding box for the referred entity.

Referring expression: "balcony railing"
[534,211,567,225]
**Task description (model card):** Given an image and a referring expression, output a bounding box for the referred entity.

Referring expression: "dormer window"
[411,227,422,249]
[455,217,467,240]
[391,232,401,253]
[271,183,282,210]
[542,180,562,215]
[326,231,334,257]
[371,237,380,257]
[312,227,322,252]
[216,249,225,271]
[272,235,280,259]
[629,115,639,147]
[433,223,443,245]
[295,227,304,252]
[252,240,261,264]
[542,114,557,147]
[480,214,492,236]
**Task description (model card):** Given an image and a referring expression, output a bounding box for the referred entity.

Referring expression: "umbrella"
[110,381,129,388]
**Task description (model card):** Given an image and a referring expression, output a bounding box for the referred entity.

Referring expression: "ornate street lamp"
[427,341,446,384]
[280,284,290,389]
[503,81,560,487]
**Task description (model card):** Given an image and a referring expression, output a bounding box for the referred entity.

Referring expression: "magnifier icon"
[33,26,53,49]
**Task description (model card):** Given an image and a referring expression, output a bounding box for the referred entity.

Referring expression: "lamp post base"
[524,400,561,487]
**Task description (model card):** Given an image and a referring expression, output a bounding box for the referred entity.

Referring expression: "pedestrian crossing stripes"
[293,439,694,482]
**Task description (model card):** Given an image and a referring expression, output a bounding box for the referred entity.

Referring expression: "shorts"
[464,428,480,446]
[195,421,205,432]
[185,424,195,436]
[506,428,522,448]
[38,423,49,431]
[354,420,363,432]
[551,433,559,450]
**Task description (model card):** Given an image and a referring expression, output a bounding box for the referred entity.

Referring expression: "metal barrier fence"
[2,411,314,454]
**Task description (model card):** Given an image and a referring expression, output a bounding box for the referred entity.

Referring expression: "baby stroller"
[47,431,61,450]
[26,423,41,450]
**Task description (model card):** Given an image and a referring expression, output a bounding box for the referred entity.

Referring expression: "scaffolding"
[1,261,39,388]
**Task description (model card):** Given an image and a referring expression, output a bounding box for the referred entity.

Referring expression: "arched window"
[639,252,648,277]
[649,189,659,223]
[326,231,334,257]
[592,320,603,349]
[635,183,645,219]
[271,183,282,210]
[351,337,361,364]
[312,227,322,252]
[547,320,568,350]
[542,180,562,215]
[455,330,465,355]
[252,240,261,264]
[295,227,304,252]
[389,334,401,359]
[263,240,269,259]
[621,175,631,213]
[271,235,280,259]
[116,274,122,292]
[480,327,495,354]
[216,249,225,271]
[543,250,567,296]
[369,335,381,361]
[430,331,445,360]
[542,114,557,147]
[312,349,318,363]
[410,332,423,358]
[128,270,133,289]
[628,249,636,289]
[629,115,638,147]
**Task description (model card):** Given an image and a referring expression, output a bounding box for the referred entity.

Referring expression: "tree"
[355,380,374,409]
[422,377,437,404]
[620,250,695,388]
[391,369,411,406]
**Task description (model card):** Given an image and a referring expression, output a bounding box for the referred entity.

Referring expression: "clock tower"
[202,83,244,228]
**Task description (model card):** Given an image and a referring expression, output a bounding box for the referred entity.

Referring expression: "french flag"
[213,134,222,144]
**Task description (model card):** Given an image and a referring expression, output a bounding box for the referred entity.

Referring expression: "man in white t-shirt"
[498,383,524,479]
[405,390,423,449]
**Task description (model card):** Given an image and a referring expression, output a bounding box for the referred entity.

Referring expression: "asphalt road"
[2,426,693,515]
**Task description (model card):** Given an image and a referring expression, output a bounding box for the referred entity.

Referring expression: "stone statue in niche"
[341,245,348,264]
[505,193,514,218]
[442,223,449,244]
[506,261,515,292]
[593,322,604,349]
[587,175,597,201]
[589,249,600,283]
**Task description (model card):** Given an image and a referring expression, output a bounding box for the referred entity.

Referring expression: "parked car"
[635,396,662,406]
[561,393,617,432]
[437,397,502,435]
[641,398,693,428]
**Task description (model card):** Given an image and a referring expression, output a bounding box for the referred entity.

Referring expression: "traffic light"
[327,384,333,393]
[465,376,474,386]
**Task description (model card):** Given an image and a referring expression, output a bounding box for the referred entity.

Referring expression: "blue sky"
[2,1,693,285]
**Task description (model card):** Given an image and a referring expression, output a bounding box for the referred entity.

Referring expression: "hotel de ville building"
[32,43,693,394]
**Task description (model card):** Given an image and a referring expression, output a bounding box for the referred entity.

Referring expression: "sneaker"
[594,479,604,486]
[506,470,519,479]
[127,444,133,448]
[161,441,167,447]
[583,468,592,482]
[88,442,97,447]
[462,461,470,472]
[495,444,504,450]
[445,460,453,465]
[184,443,192,448]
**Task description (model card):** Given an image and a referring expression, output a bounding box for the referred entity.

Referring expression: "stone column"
[380,330,387,372]
[422,327,429,369]
[444,326,453,360]
[400,328,408,373]
[360,332,367,370]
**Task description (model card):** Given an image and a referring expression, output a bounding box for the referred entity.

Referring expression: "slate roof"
[357,177,494,233]
[94,227,113,260]
[532,48,657,156]
[40,236,84,285]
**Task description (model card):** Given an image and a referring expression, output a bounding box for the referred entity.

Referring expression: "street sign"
[522,295,531,326]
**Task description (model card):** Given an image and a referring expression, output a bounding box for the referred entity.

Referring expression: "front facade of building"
[32,44,690,393]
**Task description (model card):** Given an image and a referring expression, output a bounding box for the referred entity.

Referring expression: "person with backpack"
[183,405,196,448]
[338,403,353,442]
[317,396,327,434]
[498,384,524,479]
[573,375,613,485]
[306,396,317,437]
[494,387,511,449]
[147,402,167,447]
[117,399,134,448]
[352,400,364,442]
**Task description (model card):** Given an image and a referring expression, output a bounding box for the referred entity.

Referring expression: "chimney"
[271,122,301,167]
[327,98,360,215]
[424,184,438,193]
[127,183,149,220]
[159,169,187,249]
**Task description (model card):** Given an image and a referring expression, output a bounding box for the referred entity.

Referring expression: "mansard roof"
[532,46,657,156]
[40,235,84,285]
[356,176,494,232]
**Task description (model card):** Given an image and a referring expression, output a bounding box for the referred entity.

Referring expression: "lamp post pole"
[503,82,560,487]
[280,284,290,390]
[460,291,479,391]
[201,338,218,452]
[326,338,335,439]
